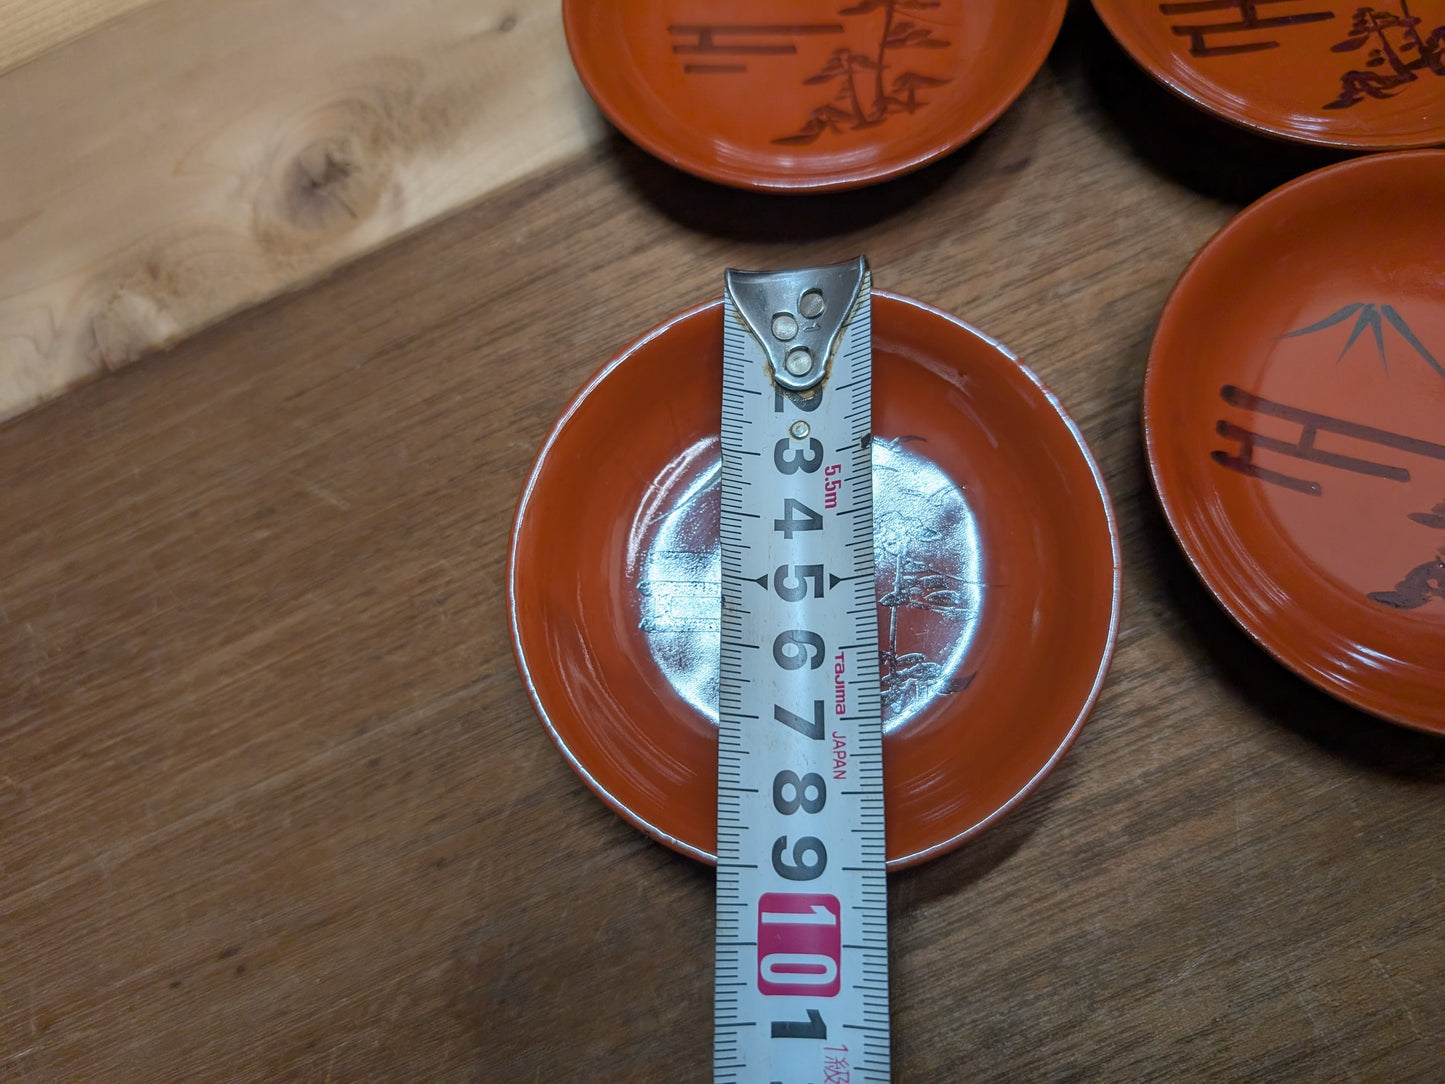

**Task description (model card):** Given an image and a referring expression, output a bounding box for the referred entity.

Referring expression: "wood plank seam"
[0,0,603,424]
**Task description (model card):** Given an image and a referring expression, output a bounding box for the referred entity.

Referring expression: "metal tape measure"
[714,258,890,1083]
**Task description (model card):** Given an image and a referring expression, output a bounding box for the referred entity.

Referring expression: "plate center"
[632,437,983,733]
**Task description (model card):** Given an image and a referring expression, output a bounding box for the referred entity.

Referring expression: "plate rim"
[510,291,1123,868]
[1090,0,1445,151]
[561,0,1069,192]
[1142,149,1445,735]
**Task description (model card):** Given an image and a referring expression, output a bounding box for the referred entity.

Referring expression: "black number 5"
[774,564,824,602]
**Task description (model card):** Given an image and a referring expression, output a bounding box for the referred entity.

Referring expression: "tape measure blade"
[714,261,890,1083]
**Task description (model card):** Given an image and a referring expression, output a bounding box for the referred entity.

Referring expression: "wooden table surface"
[3,6,1442,1081]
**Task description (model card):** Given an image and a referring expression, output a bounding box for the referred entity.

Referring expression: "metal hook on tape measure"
[725,256,868,394]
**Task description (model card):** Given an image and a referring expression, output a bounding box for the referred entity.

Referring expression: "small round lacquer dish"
[509,293,1121,869]
[1093,0,1445,149]
[1145,151,1445,733]
[562,0,1068,191]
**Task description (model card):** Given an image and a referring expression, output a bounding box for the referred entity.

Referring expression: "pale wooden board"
[0,0,160,76]
[0,0,602,422]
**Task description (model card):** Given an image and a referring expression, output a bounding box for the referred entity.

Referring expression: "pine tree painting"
[1368,549,1445,608]
[774,0,953,145]
[1324,2,1445,109]
[870,439,980,723]
[1369,498,1445,609]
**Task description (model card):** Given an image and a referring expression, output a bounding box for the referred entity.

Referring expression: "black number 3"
[774,437,824,475]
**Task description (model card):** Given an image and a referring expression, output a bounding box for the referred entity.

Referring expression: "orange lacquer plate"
[510,293,1121,869]
[1094,0,1445,149]
[1146,151,1445,733]
[562,0,1068,190]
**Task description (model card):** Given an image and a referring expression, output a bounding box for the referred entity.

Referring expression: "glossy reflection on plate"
[1145,151,1445,733]
[1093,0,1445,149]
[635,438,983,733]
[562,0,1068,191]
[510,293,1121,869]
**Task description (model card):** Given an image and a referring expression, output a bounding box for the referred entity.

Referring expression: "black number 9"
[772,835,827,881]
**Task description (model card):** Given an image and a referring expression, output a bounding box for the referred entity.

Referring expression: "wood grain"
[0,0,160,76]
[1,6,1442,1080]
[0,0,600,422]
